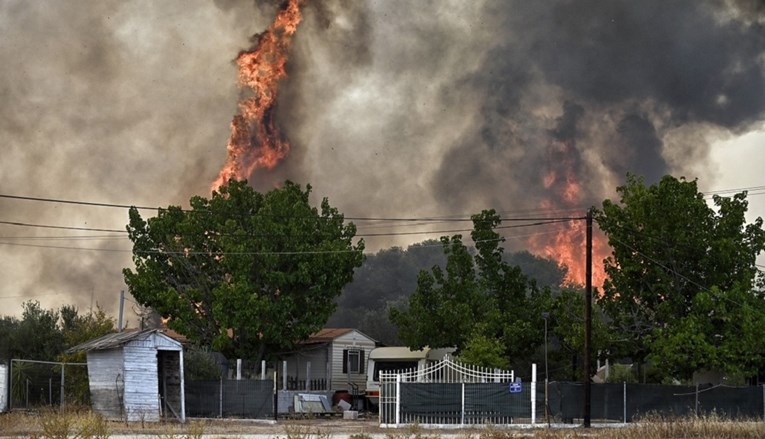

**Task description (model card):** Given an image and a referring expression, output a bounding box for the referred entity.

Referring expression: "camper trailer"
[364,346,455,410]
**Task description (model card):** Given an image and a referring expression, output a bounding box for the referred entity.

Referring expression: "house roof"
[306,328,376,343]
[67,329,181,353]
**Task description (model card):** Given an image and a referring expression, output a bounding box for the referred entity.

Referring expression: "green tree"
[57,305,115,404]
[13,301,64,361]
[390,210,551,369]
[595,174,765,381]
[0,315,20,361]
[123,180,364,363]
[548,288,610,381]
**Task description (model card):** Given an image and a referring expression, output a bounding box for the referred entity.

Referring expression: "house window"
[342,349,365,374]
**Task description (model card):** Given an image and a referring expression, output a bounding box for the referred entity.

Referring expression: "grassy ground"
[1,410,764,438]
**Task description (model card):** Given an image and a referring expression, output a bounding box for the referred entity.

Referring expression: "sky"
[1,0,764,320]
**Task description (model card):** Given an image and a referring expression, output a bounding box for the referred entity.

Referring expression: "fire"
[211,0,304,191]
[528,139,609,288]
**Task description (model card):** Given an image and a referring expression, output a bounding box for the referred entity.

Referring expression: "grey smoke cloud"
[0,0,763,317]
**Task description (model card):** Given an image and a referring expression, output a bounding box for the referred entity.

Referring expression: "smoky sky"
[1,0,764,317]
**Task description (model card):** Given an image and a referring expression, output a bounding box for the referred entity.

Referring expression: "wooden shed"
[69,329,185,422]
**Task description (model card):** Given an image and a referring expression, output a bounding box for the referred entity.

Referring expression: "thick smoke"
[273,0,765,246]
[1,0,764,316]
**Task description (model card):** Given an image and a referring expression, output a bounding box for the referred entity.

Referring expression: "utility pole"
[583,209,593,428]
[118,290,125,333]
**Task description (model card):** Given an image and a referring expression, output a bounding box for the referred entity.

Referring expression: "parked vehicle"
[364,346,455,410]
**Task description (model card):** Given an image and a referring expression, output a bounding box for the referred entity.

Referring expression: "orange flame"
[528,140,608,288]
[212,0,304,191]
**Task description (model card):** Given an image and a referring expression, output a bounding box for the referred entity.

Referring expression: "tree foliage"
[123,180,364,362]
[595,174,765,380]
[390,210,551,369]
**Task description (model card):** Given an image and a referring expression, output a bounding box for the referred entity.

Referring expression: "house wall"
[329,330,376,391]
[123,342,161,422]
[86,349,125,420]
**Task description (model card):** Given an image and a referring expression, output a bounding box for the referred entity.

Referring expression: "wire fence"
[185,379,274,419]
[546,382,765,423]
[8,359,88,410]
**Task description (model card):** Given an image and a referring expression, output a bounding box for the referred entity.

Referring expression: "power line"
[0,220,124,233]
[0,193,163,211]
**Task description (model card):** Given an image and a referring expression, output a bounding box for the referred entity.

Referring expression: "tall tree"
[390,210,551,368]
[596,174,765,380]
[123,180,364,362]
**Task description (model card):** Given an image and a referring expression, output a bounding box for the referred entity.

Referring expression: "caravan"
[364,346,455,410]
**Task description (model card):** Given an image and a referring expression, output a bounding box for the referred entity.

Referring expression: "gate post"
[395,374,401,426]
[461,382,465,426]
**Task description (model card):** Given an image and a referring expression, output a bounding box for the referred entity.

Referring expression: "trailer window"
[373,361,419,381]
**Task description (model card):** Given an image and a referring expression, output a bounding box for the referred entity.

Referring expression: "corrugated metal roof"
[67,329,177,353]
[306,328,377,343]
[309,328,354,342]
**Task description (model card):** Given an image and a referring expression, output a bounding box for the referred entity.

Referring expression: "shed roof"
[67,329,181,353]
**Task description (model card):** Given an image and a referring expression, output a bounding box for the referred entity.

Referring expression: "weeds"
[36,408,111,439]
[283,422,332,439]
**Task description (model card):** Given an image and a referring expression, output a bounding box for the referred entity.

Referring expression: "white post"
[261,360,266,380]
[305,362,311,391]
[282,361,287,391]
[461,382,465,426]
[531,363,537,425]
[236,359,242,380]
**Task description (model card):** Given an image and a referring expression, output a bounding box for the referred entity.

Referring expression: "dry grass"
[1,410,765,438]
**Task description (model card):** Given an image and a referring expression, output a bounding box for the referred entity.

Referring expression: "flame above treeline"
[209,0,608,288]
[211,0,304,191]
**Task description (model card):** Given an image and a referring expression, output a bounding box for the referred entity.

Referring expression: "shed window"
[342,349,365,374]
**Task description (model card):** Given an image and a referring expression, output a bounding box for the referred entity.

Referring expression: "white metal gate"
[379,356,529,427]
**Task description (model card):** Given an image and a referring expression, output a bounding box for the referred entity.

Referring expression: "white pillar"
[236,359,242,380]
[305,362,311,391]
[531,363,537,425]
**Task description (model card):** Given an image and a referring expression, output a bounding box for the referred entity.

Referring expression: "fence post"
[236,359,242,380]
[695,384,699,417]
[623,381,627,423]
[273,370,278,421]
[8,360,12,411]
[60,365,65,409]
[261,360,266,381]
[762,384,764,423]
[218,376,223,418]
[531,363,537,425]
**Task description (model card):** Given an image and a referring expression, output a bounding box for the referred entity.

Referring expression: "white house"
[68,329,185,422]
[280,328,376,393]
